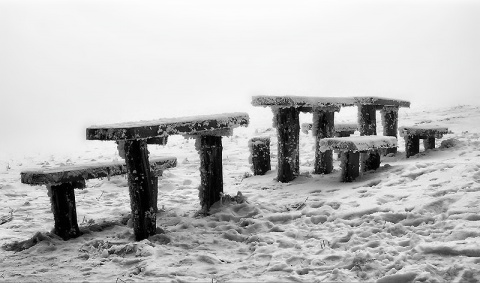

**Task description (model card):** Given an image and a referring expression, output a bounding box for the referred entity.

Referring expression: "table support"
[49,180,84,240]
[358,104,380,171]
[197,136,223,212]
[313,110,334,174]
[274,107,300,183]
[123,139,157,241]
[381,106,399,155]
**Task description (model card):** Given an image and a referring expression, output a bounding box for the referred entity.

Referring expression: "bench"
[21,157,177,240]
[319,136,397,182]
[87,112,249,240]
[301,123,358,137]
[399,125,449,158]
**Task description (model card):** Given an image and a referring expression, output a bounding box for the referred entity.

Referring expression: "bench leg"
[123,139,157,241]
[48,180,84,240]
[357,104,381,170]
[274,107,300,183]
[381,106,399,155]
[404,135,420,158]
[423,137,436,150]
[335,131,351,158]
[361,151,381,171]
[313,110,335,174]
[340,151,360,182]
[197,136,223,212]
[249,137,271,176]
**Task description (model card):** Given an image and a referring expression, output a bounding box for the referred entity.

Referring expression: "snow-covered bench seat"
[319,136,397,182]
[399,125,450,158]
[20,157,177,240]
[301,123,358,137]
[86,112,249,241]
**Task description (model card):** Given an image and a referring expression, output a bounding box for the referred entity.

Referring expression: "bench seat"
[399,125,449,157]
[21,156,177,186]
[319,136,397,182]
[20,156,177,240]
[319,136,397,152]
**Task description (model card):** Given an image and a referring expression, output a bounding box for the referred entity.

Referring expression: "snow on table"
[353,96,411,108]
[251,95,355,111]
[86,112,250,141]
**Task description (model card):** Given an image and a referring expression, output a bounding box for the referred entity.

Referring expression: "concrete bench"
[301,123,358,137]
[21,157,177,240]
[87,112,249,240]
[399,125,449,158]
[319,136,397,182]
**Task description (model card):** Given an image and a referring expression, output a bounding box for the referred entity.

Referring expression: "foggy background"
[1,0,479,157]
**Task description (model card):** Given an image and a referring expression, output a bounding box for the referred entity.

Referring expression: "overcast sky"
[1,0,479,156]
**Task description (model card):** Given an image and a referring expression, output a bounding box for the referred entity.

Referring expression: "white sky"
[1,0,479,156]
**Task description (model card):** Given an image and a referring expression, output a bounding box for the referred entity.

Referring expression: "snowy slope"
[1,104,480,282]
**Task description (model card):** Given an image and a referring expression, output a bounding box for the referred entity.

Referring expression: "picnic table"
[252,96,355,182]
[86,112,249,240]
[252,95,410,182]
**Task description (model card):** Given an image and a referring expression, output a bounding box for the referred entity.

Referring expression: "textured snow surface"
[319,136,398,152]
[1,105,480,282]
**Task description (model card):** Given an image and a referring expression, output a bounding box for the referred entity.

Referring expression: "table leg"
[274,107,300,183]
[313,110,334,174]
[48,180,84,240]
[381,106,399,155]
[196,135,223,212]
[358,104,380,170]
[404,135,420,158]
[123,139,156,241]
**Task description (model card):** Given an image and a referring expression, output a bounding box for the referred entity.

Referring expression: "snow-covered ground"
[1,104,480,282]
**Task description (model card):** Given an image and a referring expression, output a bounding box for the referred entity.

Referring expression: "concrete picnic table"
[252,95,355,182]
[86,112,249,240]
[252,95,410,182]
[353,96,410,168]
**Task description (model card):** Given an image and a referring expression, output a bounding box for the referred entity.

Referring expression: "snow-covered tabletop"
[87,112,249,141]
